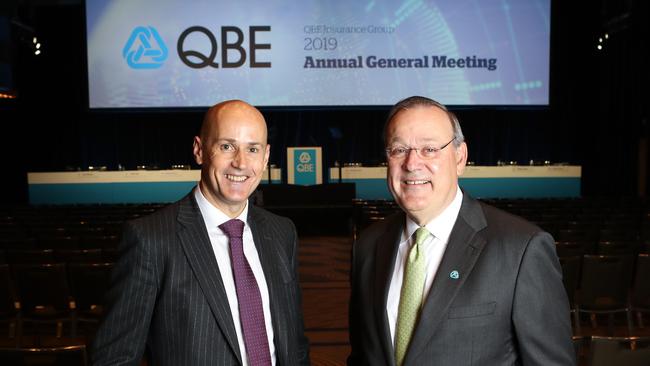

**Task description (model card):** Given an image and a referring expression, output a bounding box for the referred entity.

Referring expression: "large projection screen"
[86,0,551,108]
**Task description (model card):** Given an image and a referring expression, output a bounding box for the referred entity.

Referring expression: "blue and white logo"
[122,26,168,69]
[450,270,460,279]
[293,148,317,185]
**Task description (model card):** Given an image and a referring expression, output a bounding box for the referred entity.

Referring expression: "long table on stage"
[329,165,581,200]
[28,165,580,204]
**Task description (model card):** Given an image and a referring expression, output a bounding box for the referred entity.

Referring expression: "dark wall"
[0,1,648,204]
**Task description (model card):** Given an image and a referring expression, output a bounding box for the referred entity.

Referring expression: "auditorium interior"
[0,0,649,365]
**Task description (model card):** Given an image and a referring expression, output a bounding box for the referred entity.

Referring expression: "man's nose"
[403,148,421,171]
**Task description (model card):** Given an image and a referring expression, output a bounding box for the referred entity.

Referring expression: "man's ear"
[193,136,203,165]
[264,144,271,167]
[456,142,468,176]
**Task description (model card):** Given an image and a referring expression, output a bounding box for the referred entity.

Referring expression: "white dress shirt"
[194,187,276,366]
[386,187,464,345]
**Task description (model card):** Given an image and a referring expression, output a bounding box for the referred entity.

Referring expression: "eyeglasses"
[385,138,455,160]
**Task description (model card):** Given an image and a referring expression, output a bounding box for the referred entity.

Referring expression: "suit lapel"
[373,212,405,366]
[248,206,292,365]
[404,194,488,364]
[176,194,242,364]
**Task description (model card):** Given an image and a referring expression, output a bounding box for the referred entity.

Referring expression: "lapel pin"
[450,270,460,279]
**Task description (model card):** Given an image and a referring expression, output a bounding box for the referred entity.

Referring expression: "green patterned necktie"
[395,227,430,366]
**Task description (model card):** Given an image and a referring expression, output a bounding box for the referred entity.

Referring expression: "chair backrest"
[13,263,72,315]
[559,256,581,308]
[54,249,103,264]
[572,336,585,363]
[598,241,639,256]
[0,264,17,316]
[67,262,114,312]
[6,249,56,264]
[578,255,633,310]
[0,237,36,251]
[37,235,80,249]
[557,228,598,242]
[556,241,595,257]
[589,336,650,366]
[79,235,120,249]
[0,345,87,366]
[599,228,639,241]
[632,254,650,309]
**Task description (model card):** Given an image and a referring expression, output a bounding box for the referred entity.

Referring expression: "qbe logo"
[297,152,314,172]
[123,25,272,70]
[123,26,168,69]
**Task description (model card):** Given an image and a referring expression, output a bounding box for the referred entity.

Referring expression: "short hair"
[383,96,465,147]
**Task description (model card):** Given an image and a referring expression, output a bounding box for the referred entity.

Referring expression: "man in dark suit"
[92,100,310,366]
[348,96,574,365]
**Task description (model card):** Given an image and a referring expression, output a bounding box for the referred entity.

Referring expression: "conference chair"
[37,235,80,250]
[597,241,639,256]
[572,335,586,365]
[79,234,119,250]
[0,344,87,366]
[101,248,118,262]
[54,249,103,264]
[555,241,595,257]
[557,228,598,242]
[0,264,21,346]
[576,255,634,335]
[631,254,650,328]
[12,263,76,340]
[0,237,36,251]
[588,336,650,366]
[599,227,639,242]
[67,262,113,328]
[6,249,56,265]
[559,256,582,332]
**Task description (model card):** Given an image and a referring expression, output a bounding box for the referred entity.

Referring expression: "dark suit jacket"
[348,193,575,366]
[92,194,310,366]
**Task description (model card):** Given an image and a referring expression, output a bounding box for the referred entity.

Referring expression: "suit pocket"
[448,301,496,319]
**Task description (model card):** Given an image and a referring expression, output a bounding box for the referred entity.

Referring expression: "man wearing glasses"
[348,96,574,365]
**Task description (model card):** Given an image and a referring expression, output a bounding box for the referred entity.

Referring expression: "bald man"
[92,100,310,366]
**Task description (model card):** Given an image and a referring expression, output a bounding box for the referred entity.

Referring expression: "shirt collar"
[194,186,249,229]
[403,187,463,243]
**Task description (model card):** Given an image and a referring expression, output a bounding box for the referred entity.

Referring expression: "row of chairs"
[0,236,120,252]
[0,345,88,366]
[560,254,650,334]
[556,240,650,257]
[575,336,650,366]
[0,262,113,346]
[0,249,118,265]
[0,336,646,366]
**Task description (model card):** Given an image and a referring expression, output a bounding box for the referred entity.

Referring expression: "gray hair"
[383,96,465,147]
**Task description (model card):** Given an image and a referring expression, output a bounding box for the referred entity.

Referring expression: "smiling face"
[193,100,270,217]
[385,106,467,225]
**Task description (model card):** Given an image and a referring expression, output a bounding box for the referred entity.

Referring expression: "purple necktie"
[219,219,272,366]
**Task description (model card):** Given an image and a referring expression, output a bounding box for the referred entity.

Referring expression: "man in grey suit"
[348,96,575,365]
[92,100,310,365]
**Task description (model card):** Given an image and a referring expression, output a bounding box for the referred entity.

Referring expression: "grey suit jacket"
[92,194,310,366]
[348,193,575,366]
